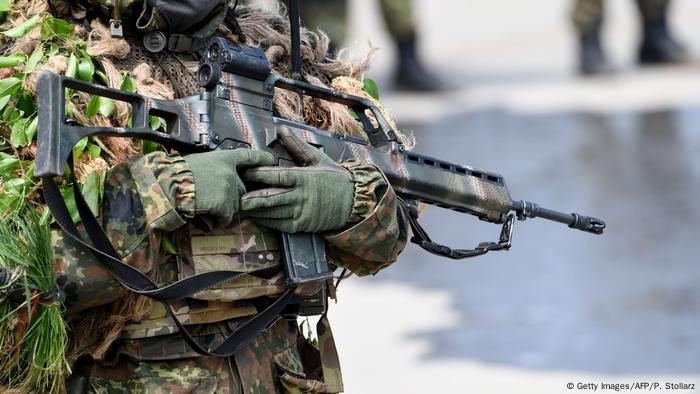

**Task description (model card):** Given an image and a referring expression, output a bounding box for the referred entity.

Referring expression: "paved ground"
[325,1,700,393]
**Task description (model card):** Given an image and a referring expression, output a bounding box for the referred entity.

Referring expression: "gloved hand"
[240,127,355,233]
[184,149,276,225]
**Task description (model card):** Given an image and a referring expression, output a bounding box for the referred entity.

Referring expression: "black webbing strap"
[42,166,295,356]
[43,176,261,301]
[224,2,247,43]
[167,34,208,53]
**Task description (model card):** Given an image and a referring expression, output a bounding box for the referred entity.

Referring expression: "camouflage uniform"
[298,0,442,91]
[572,0,684,74]
[56,150,407,393]
[571,0,670,33]
[299,0,415,45]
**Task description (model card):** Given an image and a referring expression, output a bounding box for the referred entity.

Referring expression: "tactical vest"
[121,216,326,342]
[112,210,341,393]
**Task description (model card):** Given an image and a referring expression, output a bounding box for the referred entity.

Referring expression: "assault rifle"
[36,36,606,278]
[33,36,605,355]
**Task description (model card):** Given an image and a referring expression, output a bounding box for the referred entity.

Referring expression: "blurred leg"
[571,0,612,75]
[299,0,348,49]
[636,0,668,20]
[378,0,416,43]
[379,0,444,91]
[572,0,604,34]
[636,0,687,64]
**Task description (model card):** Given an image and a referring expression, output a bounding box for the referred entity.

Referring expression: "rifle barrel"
[511,200,606,235]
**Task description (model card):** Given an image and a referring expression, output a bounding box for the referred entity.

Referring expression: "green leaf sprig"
[0,10,108,217]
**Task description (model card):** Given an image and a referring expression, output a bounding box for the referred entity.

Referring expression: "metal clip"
[110,0,123,37]
[109,19,123,38]
[474,214,515,253]
[493,214,515,251]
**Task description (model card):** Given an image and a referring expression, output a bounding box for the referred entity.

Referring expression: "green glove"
[184,149,276,225]
[240,127,355,233]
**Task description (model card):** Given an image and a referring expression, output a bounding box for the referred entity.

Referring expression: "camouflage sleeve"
[323,159,408,276]
[54,152,195,312]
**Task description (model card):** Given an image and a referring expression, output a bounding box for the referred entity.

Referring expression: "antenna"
[287,0,304,116]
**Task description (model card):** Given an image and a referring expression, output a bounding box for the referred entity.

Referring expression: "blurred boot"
[379,0,444,91]
[637,0,687,65]
[638,23,686,64]
[395,37,444,91]
[578,21,613,75]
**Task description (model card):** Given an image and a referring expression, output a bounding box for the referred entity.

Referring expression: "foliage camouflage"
[0,5,118,392]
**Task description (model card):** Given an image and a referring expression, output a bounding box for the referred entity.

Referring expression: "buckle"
[109,19,123,38]
[143,31,167,53]
[168,34,194,53]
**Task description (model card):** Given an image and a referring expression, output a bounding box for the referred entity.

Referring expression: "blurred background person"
[573,0,687,75]
[300,0,444,91]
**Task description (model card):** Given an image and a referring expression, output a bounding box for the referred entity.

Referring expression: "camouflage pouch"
[121,215,324,345]
[272,318,343,394]
[90,354,232,392]
[178,215,324,303]
[235,319,339,394]
[178,216,287,302]
[275,346,327,394]
[121,217,288,342]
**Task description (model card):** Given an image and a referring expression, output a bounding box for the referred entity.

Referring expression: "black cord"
[288,0,302,80]
[334,268,349,289]
[47,0,58,16]
[287,0,304,117]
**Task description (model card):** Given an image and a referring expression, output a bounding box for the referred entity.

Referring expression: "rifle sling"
[398,198,491,259]
[42,164,294,357]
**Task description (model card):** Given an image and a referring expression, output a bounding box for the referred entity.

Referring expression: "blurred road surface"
[327,0,700,393]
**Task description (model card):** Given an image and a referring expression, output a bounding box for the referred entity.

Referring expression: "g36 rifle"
[34,36,605,356]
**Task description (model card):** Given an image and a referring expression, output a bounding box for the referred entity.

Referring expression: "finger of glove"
[235,176,247,197]
[240,187,297,211]
[243,167,297,187]
[278,126,333,166]
[227,149,277,168]
[248,217,296,233]
[243,205,295,220]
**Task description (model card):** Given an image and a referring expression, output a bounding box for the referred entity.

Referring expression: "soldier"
[299,0,443,92]
[572,0,687,75]
[0,1,409,392]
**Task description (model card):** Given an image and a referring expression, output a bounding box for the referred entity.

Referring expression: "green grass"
[0,208,69,393]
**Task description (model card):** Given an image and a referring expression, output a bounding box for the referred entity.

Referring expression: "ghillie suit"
[0,1,409,393]
[232,2,410,147]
